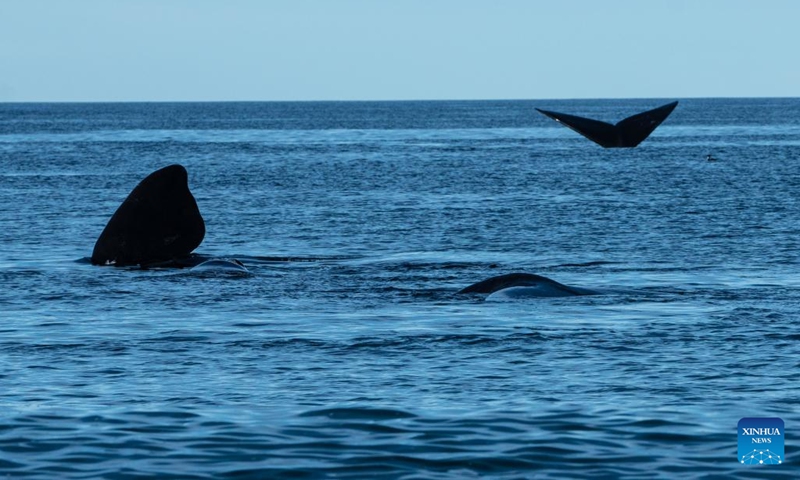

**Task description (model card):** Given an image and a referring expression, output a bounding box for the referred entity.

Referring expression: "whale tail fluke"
[91,164,205,267]
[536,101,678,148]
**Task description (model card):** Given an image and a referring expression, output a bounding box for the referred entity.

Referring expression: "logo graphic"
[738,417,784,465]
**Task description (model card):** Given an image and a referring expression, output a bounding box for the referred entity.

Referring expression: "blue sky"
[1,0,798,102]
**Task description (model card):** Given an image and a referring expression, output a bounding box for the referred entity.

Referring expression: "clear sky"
[1,0,798,102]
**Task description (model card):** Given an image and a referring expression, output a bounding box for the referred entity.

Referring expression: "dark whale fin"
[536,101,678,148]
[458,272,596,296]
[91,164,205,267]
[535,110,619,147]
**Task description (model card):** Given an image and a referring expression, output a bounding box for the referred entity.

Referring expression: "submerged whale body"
[191,258,250,275]
[91,164,205,267]
[536,101,678,148]
[458,273,597,298]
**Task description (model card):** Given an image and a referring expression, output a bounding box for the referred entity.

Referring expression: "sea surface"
[1,98,799,478]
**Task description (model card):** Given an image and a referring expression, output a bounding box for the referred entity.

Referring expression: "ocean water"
[1,98,799,478]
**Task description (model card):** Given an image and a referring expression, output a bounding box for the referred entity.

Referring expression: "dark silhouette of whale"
[91,164,205,267]
[536,101,678,148]
[458,273,598,298]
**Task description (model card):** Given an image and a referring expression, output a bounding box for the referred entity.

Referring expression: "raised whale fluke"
[91,164,205,267]
[536,101,678,148]
[458,272,597,298]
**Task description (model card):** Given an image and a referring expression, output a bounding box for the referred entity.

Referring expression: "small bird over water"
[706,154,717,161]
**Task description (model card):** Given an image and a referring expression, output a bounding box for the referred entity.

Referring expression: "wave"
[0,406,758,479]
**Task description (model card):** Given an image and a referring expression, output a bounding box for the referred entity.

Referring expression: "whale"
[458,273,598,298]
[91,164,205,267]
[191,258,250,275]
[536,101,678,148]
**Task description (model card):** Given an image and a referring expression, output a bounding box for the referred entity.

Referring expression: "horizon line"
[1,95,799,105]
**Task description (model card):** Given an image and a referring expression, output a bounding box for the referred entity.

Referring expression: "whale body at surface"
[190,258,250,275]
[91,164,205,267]
[459,272,598,298]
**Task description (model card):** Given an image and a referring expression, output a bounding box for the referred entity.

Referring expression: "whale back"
[191,258,250,275]
[91,165,205,266]
[458,272,596,297]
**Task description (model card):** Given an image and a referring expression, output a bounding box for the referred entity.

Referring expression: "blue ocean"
[1,98,799,478]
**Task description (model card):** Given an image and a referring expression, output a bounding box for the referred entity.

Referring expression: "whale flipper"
[458,272,597,297]
[91,165,205,267]
[536,101,678,148]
